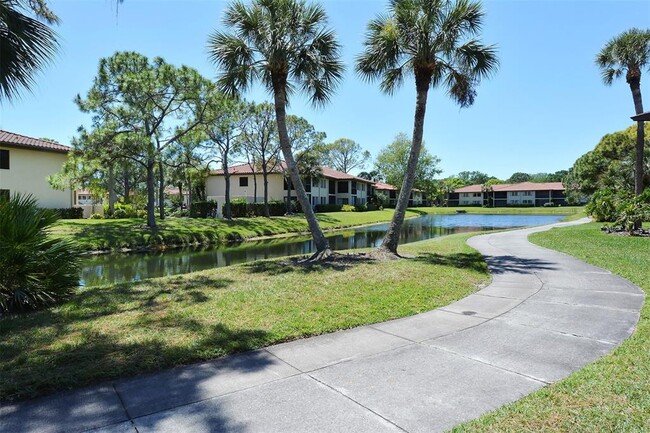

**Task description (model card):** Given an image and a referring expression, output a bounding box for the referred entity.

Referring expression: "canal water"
[80,213,565,286]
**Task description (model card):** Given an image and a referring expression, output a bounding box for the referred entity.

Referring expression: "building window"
[0,149,9,169]
[511,191,519,196]
[472,192,481,197]
[351,181,357,195]
[0,189,9,201]
[239,177,248,187]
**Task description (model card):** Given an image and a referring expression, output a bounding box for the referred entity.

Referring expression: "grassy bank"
[452,222,649,433]
[0,232,489,402]
[51,206,582,252]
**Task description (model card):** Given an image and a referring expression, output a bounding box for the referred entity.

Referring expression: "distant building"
[447,182,566,207]
[206,162,373,215]
[0,130,73,208]
[372,181,425,207]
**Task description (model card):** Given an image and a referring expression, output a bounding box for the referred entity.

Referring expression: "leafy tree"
[457,170,491,185]
[239,102,280,217]
[320,138,370,173]
[374,132,441,191]
[356,0,498,254]
[569,123,650,198]
[208,0,344,260]
[507,172,531,183]
[596,28,650,200]
[0,0,58,101]
[76,52,211,227]
[201,92,247,219]
[358,170,382,182]
[0,193,80,313]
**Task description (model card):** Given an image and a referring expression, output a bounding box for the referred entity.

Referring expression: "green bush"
[354,204,368,212]
[341,204,356,212]
[112,208,128,219]
[614,197,650,233]
[89,213,104,219]
[315,204,343,213]
[190,201,218,218]
[0,194,80,314]
[229,200,287,218]
[586,188,622,222]
[54,207,84,219]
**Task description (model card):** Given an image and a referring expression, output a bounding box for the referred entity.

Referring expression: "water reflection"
[80,213,564,286]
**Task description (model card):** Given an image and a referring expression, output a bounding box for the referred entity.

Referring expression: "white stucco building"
[206,163,373,215]
[0,130,73,208]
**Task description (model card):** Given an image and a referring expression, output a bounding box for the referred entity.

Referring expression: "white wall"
[459,192,483,206]
[507,191,534,205]
[0,146,72,208]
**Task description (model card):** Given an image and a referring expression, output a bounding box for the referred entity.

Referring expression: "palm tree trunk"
[629,79,645,196]
[272,77,330,259]
[379,74,430,255]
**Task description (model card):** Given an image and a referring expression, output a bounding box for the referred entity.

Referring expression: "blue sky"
[0,0,648,179]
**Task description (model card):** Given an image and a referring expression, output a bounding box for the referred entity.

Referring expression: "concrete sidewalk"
[1,218,644,433]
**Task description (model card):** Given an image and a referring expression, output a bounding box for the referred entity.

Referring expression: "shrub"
[0,194,80,314]
[354,204,368,212]
[542,202,557,207]
[112,208,128,219]
[55,207,84,219]
[315,204,343,213]
[190,201,218,218]
[586,188,622,222]
[614,198,650,233]
[366,203,381,211]
[341,204,356,212]
[89,213,104,219]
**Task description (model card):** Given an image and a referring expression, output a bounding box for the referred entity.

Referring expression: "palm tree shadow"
[414,252,488,273]
[482,255,558,274]
[243,254,377,275]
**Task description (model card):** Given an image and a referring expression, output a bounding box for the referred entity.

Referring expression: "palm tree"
[208,0,344,260]
[596,28,650,198]
[356,0,498,255]
[0,0,59,101]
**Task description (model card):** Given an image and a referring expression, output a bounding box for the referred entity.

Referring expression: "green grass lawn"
[51,206,583,252]
[0,232,489,402]
[452,222,649,433]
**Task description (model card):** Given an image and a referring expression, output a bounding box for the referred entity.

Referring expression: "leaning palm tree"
[356,0,498,255]
[596,28,650,198]
[208,0,344,260]
[0,0,59,101]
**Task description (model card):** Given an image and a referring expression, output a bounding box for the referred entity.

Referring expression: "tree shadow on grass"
[414,252,489,273]
[243,254,377,275]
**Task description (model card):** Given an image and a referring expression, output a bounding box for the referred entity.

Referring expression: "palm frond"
[0,0,59,101]
[595,28,650,85]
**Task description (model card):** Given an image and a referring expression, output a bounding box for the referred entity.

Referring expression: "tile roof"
[454,182,565,193]
[211,163,373,183]
[0,130,70,153]
[373,181,398,191]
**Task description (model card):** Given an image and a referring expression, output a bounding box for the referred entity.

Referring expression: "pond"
[80,213,565,286]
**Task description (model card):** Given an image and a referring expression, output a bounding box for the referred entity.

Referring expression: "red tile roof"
[0,130,70,153]
[454,182,564,193]
[211,163,373,183]
[454,184,484,193]
[373,181,397,191]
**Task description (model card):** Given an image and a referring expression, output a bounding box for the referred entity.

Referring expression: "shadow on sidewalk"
[483,255,558,274]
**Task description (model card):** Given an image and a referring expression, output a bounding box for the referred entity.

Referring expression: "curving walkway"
[0,218,645,433]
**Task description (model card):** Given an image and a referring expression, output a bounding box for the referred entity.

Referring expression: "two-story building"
[372,181,425,207]
[206,163,373,215]
[0,130,73,208]
[447,182,566,207]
